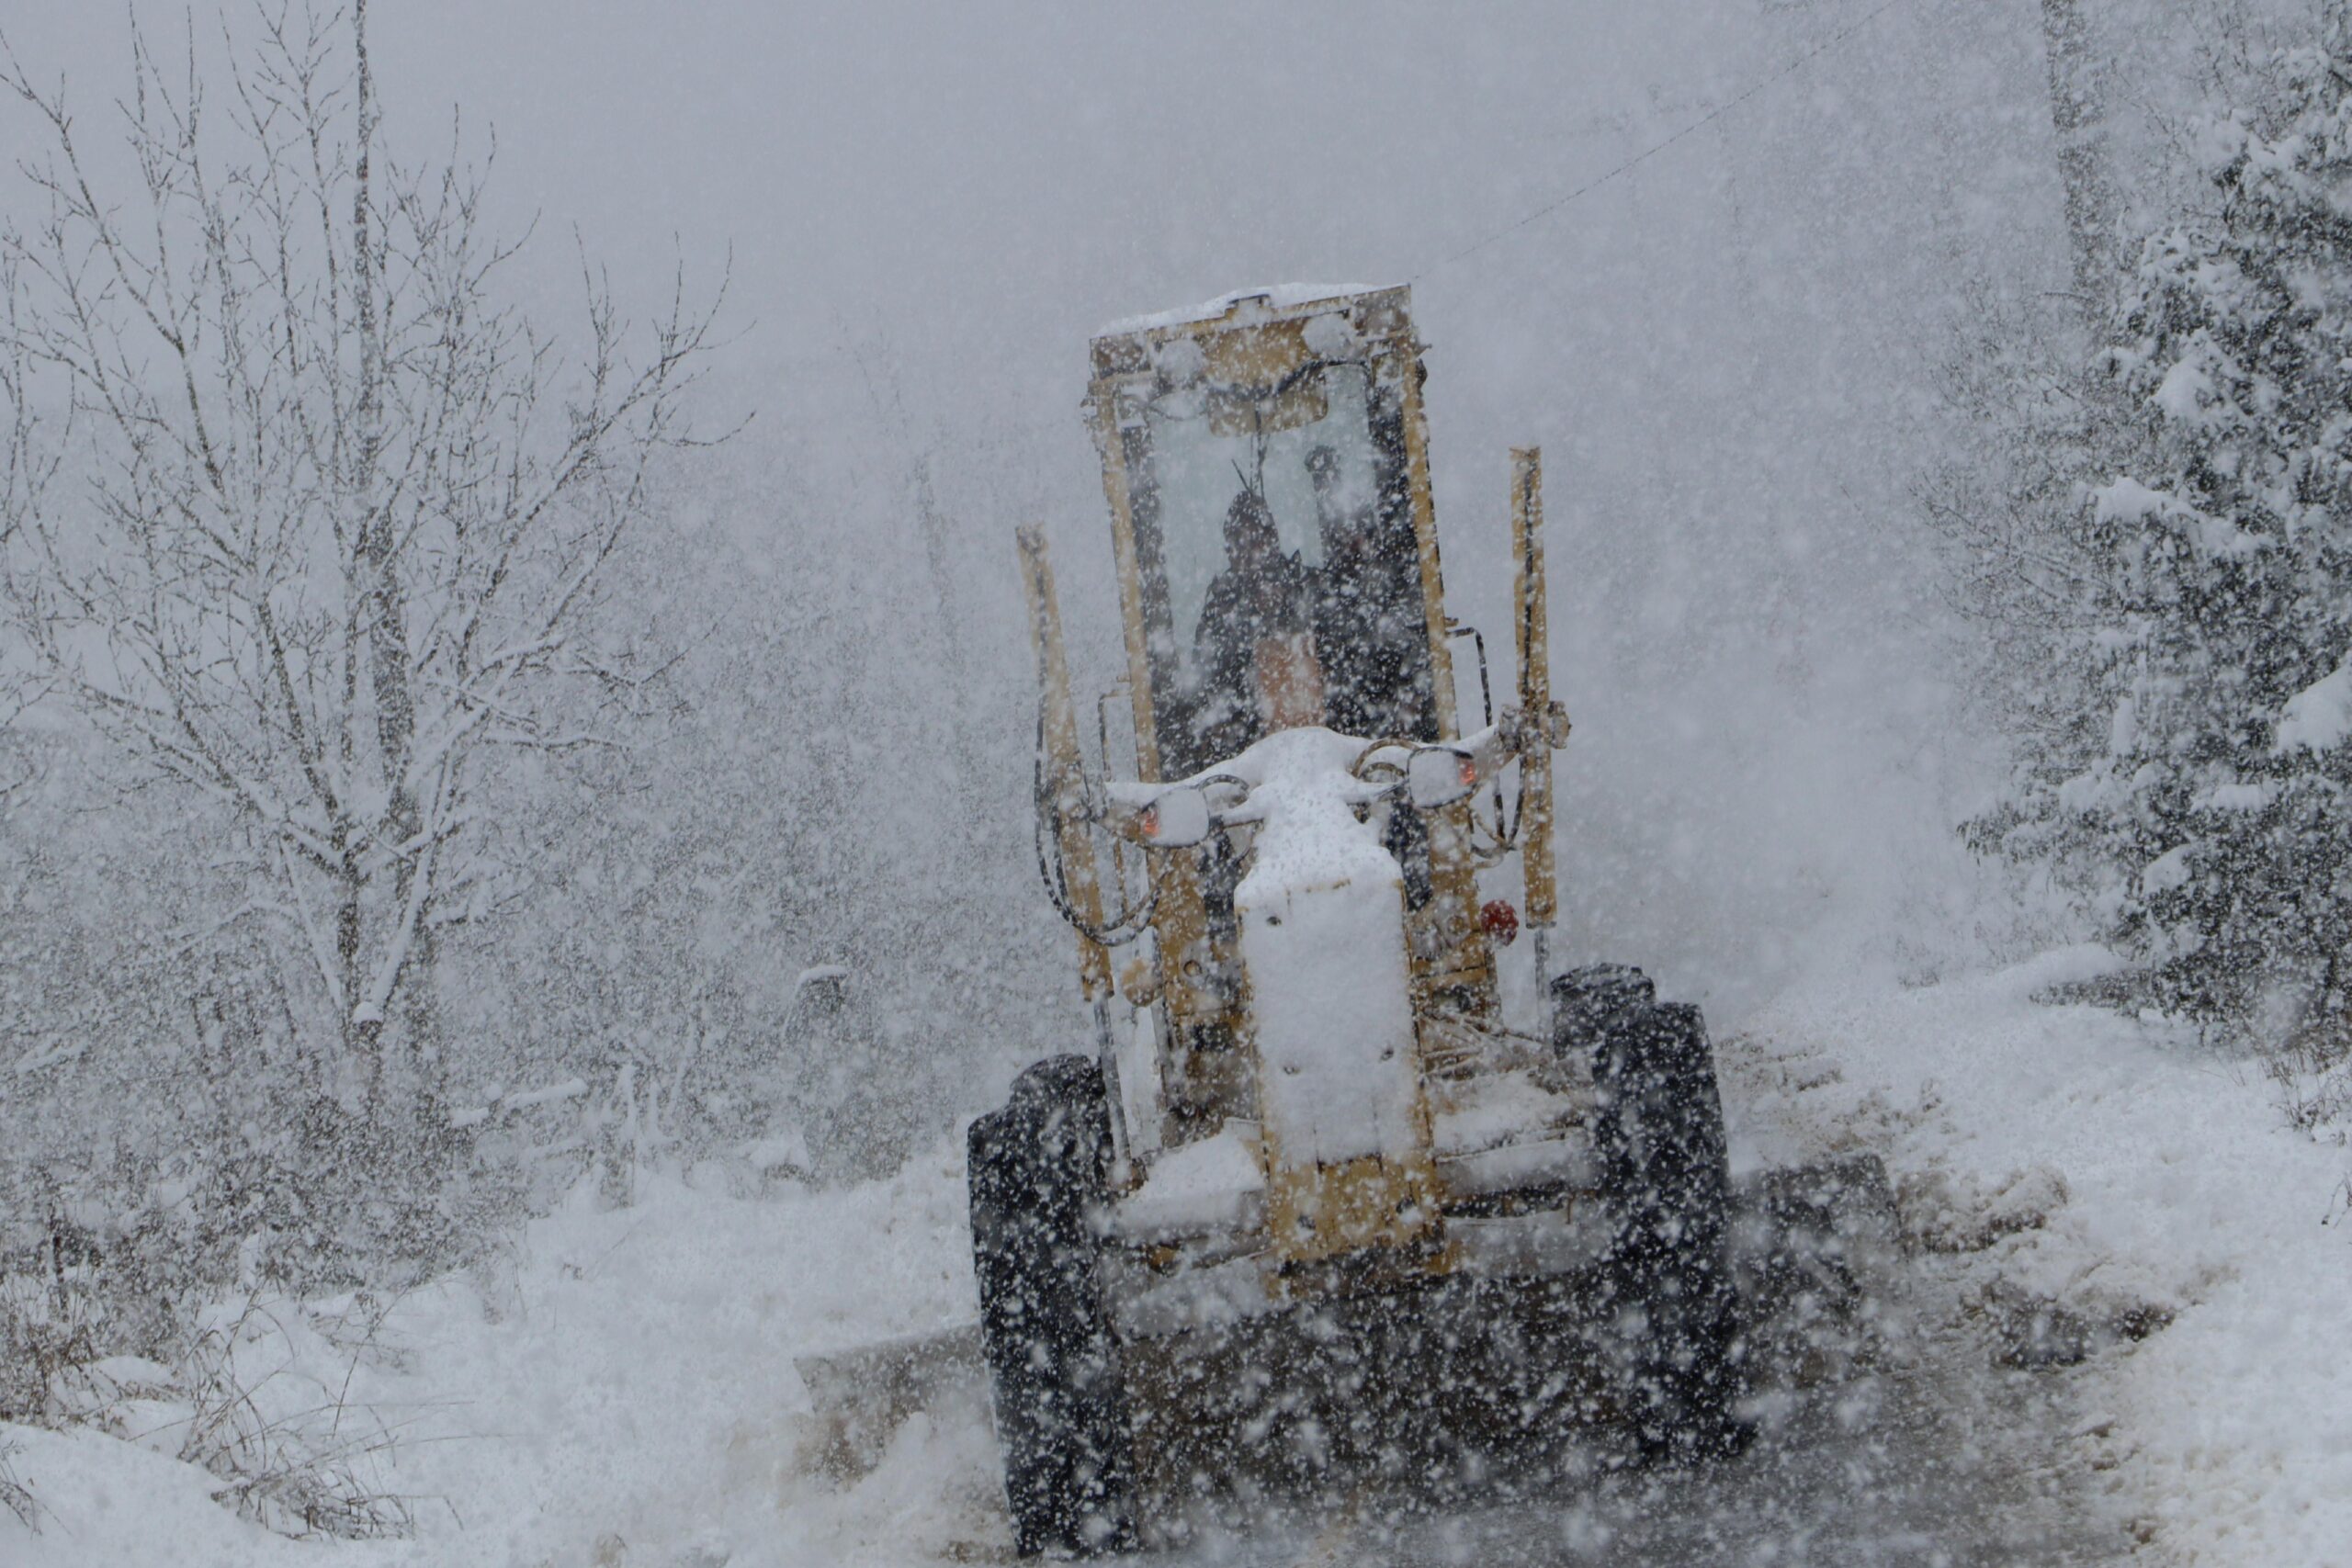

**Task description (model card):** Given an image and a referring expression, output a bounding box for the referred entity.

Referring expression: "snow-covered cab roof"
[1089,283,1412,378]
[1096,283,1391,338]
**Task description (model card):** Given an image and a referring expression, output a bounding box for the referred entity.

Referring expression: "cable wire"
[1417,0,1917,280]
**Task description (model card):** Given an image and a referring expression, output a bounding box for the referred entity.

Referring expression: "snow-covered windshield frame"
[1088,289,1453,786]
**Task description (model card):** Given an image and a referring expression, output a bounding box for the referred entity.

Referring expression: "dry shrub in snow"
[3,1250,418,1540]
[169,1295,413,1540]
[0,1266,103,1425]
[2267,1020,2352,1136]
[0,1438,34,1530]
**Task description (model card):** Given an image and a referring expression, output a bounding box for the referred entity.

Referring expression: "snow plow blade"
[791,1155,1894,1492]
[1730,1154,1898,1269]
[793,1324,984,1479]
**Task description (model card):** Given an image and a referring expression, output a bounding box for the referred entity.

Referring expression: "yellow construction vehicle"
[969,284,1781,1556]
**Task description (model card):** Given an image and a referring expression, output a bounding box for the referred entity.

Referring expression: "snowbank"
[3,1143,997,1568]
[0,1421,332,1568]
[341,1146,992,1567]
[2274,656,2352,754]
[1738,955,2352,1567]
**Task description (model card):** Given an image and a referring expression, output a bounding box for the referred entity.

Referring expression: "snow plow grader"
[797,285,1891,1557]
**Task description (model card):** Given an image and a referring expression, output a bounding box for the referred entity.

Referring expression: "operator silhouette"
[1307,442,1422,740]
[1190,486,1321,761]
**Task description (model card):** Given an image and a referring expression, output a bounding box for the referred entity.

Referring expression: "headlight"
[1132,785,1215,848]
[1406,745,1478,809]
[1407,722,1511,810]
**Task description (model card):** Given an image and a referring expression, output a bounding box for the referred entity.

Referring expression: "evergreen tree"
[1983,10,2352,1043]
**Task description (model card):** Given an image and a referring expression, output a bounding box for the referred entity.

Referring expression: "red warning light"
[1480,898,1520,946]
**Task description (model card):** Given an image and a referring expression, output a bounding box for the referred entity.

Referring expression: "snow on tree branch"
[0,4,730,1134]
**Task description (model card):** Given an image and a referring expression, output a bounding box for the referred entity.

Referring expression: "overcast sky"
[2,0,2096,1004]
[2,3,2060,476]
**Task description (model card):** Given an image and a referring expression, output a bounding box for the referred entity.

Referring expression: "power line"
[1417,0,1918,280]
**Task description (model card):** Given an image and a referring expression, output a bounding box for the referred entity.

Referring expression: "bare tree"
[0,6,727,1139]
[2041,0,2117,319]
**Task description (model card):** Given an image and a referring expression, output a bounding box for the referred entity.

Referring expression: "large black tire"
[1554,964,1748,1462]
[968,1055,1139,1557]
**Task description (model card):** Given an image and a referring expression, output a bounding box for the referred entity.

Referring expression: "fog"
[0,0,2082,1013]
[18,4,2348,1562]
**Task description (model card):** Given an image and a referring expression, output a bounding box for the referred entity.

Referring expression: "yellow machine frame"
[1028,285,1567,1231]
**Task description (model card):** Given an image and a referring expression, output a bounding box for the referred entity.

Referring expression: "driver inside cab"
[1190,486,1323,760]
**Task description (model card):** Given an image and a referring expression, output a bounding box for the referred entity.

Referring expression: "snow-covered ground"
[5,954,2346,1567]
[2,1153,1006,1568]
[1737,951,2352,1568]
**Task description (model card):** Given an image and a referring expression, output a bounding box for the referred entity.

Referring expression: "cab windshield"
[1130,357,1437,777]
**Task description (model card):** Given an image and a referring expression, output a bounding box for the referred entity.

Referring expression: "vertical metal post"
[1091,996,1130,1184]
[1017,525,1114,1005]
[1510,449,1564,1042]
[1018,525,1128,1180]
[1396,338,1461,739]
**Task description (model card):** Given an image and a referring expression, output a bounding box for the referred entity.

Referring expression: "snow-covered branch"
[0,4,728,1126]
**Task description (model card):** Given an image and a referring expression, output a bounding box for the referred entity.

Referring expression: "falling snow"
[5,5,2350,1567]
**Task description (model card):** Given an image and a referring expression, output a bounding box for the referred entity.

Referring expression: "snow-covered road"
[5,956,2343,1566]
[1067,1239,2100,1568]
[1740,953,2352,1568]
